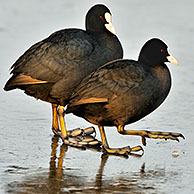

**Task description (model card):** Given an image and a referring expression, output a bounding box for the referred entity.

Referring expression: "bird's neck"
[138,54,164,67]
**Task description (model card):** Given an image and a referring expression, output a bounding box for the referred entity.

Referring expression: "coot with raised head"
[66,38,184,155]
[4,4,123,146]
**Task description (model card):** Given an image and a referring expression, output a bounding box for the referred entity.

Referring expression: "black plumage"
[4,5,123,104]
[66,38,184,155]
[4,4,123,144]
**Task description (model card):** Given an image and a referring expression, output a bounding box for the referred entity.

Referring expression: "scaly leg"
[57,105,101,147]
[51,104,86,137]
[52,104,97,137]
[58,105,68,139]
[98,126,143,156]
[51,103,59,135]
[117,125,185,146]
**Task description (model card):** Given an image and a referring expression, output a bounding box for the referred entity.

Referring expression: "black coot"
[4,4,123,146]
[66,38,184,155]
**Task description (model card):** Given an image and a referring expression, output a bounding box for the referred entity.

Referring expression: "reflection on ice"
[6,136,181,194]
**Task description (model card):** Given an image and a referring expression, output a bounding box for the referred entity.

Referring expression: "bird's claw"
[141,130,185,146]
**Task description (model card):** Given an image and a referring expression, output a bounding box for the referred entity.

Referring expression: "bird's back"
[4,28,123,105]
[67,59,171,126]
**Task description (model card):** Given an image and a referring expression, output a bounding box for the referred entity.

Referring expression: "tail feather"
[4,74,48,91]
[4,75,18,91]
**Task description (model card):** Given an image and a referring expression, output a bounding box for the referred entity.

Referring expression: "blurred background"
[0,0,193,193]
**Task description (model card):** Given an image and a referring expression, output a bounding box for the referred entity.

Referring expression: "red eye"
[160,49,164,53]
[99,16,103,20]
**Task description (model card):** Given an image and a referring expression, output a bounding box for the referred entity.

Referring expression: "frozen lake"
[0,0,194,193]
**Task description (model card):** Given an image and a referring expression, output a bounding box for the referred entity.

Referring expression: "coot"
[4,4,123,146]
[66,38,184,155]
